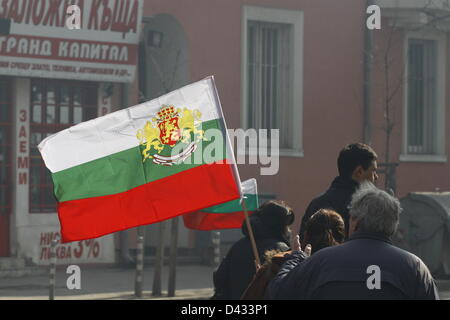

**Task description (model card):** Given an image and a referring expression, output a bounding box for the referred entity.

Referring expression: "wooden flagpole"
[209,77,257,267]
[241,197,261,269]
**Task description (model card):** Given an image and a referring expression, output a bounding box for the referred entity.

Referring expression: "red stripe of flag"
[183,210,256,231]
[58,162,240,243]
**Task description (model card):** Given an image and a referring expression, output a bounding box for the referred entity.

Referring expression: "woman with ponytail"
[302,209,345,254]
[242,209,345,299]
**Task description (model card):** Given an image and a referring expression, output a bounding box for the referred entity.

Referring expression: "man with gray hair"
[267,182,439,300]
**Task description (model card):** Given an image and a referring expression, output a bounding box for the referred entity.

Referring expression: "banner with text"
[0,0,143,82]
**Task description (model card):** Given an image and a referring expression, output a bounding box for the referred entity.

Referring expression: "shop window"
[30,80,98,213]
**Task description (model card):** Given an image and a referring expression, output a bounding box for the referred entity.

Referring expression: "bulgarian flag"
[38,77,242,243]
[183,178,258,230]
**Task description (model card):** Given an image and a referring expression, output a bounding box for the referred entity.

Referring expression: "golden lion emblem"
[136,105,205,165]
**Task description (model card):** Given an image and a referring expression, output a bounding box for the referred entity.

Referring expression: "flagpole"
[241,197,261,269]
[208,76,243,198]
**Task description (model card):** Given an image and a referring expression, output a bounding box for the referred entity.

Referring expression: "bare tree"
[371,1,450,193]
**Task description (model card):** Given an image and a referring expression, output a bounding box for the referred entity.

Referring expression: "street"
[0,264,214,300]
[0,264,449,300]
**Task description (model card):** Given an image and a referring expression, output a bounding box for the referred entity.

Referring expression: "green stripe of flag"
[200,194,259,213]
[52,119,228,202]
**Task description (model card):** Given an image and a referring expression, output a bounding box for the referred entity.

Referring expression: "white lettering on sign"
[17,109,28,185]
[0,1,143,83]
[58,41,129,62]
[0,35,132,63]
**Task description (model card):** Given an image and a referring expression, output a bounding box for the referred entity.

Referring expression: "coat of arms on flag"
[136,105,205,166]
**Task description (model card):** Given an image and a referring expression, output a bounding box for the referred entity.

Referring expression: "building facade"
[1,0,449,264]
[137,0,450,241]
[0,0,143,264]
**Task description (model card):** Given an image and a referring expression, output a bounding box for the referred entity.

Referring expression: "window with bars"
[30,80,98,213]
[407,39,438,155]
[246,20,293,150]
[0,78,12,216]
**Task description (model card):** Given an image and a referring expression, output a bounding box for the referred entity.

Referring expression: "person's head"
[254,200,295,238]
[303,209,345,254]
[337,143,378,183]
[348,182,402,237]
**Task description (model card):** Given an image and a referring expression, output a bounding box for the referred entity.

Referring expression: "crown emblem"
[136,105,206,166]
[157,106,177,121]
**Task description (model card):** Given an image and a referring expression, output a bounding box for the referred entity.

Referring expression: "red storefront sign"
[0,0,143,83]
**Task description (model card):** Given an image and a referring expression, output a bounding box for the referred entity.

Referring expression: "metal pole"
[152,221,166,296]
[49,238,58,300]
[363,0,374,145]
[212,231,221,269]
[134,227,145,298]
[167,217,179,297]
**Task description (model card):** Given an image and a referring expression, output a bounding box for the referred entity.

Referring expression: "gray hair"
[349,182,402,236]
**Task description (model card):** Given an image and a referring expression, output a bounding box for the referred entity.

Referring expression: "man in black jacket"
[299,143,378,241]
[268,183,439,300]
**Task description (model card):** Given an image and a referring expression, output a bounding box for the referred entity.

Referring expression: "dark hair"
[256,200,295,232]
[337,143,377,179]
[303,209,345,254]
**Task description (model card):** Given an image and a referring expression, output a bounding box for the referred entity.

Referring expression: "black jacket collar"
[330,176,359,192]
[347,231,393,245]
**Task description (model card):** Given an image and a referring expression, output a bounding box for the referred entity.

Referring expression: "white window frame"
[241,5,304,157]
[400,30,447,163]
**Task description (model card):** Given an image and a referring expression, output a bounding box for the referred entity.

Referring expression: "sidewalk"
[1,264,449,300]
[0,264,215,300]
[436,279,450,300]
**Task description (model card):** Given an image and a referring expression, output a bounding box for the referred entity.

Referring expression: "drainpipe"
[363,0,374,145]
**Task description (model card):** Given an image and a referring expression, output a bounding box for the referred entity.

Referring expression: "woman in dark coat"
[241,209,346,299]
[212,200,294,300]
